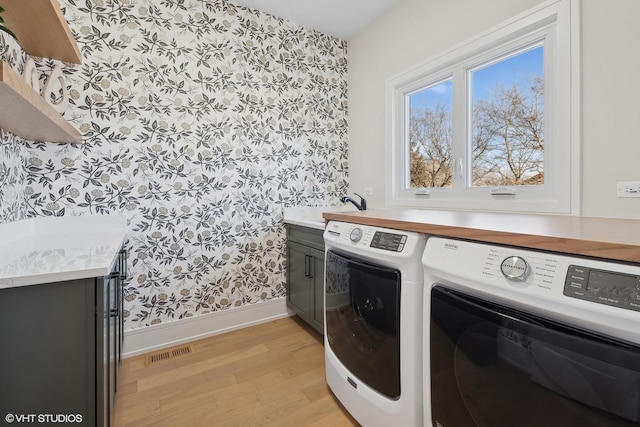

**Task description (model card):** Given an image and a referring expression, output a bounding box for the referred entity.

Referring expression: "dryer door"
[430,285,640,427]
[325,249,402,399]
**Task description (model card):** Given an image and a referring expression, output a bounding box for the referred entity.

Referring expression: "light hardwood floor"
[114,316,359,426]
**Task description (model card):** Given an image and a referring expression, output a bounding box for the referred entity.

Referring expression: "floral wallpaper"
[0,35,28,223]
[0,0,348,330]
[0,129,27,223]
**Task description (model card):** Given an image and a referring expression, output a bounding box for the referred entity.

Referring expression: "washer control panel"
[423,237,640,346]
[324,221,417,254]
[564,265,640,313]
[370,231,408,252]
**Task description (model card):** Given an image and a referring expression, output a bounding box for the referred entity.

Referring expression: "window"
[408,79,453,188]
[387,0,580,214]
[469,45,544,188]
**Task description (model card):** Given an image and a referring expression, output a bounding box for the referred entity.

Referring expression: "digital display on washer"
[564,265,640,312]
[588,270,636,298]
[370,231,407,252]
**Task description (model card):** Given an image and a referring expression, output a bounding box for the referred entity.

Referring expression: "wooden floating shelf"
[0,61,82,144]
[2,0,82,64]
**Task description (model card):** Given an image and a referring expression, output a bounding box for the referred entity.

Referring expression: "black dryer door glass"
[430,285,640,427]
[325,249,402,399]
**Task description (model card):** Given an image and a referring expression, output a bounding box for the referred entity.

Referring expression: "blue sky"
[471,45,543,101]
[409,44,543,111]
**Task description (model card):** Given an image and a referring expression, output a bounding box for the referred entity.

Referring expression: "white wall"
[347,0,640,219]
[581,0,640,219]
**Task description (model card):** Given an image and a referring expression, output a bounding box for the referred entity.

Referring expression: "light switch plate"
[616,181,640,198]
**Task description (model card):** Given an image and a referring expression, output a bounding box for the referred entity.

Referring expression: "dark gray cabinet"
[98,249,127,427]
[0,249,126,427]
[286,224,325,334]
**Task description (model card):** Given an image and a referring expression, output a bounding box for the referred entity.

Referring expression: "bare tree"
[409,76,542,188]
[472,76,544,186]
[409,103,452,187]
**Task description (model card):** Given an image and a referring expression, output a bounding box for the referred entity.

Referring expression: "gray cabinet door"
[286,224,326,335]
[287,241,314,319]
[0,278,96,424]
[286,239,325,335]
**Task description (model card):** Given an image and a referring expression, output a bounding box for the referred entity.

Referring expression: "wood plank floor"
[114,316,359,426]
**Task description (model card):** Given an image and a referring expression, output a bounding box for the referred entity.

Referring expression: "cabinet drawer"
[286,224,325,250]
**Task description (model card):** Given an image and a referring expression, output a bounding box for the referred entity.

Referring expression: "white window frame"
[386,0,581,214]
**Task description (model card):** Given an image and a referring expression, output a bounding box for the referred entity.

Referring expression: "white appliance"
[323,221,427,427]
[423,237,640,427]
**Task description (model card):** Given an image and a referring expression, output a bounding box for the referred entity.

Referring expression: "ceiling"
[231,0,400,40]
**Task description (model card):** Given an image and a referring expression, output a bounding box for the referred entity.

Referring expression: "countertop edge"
[323,209,640,264]
[0,214,129,289]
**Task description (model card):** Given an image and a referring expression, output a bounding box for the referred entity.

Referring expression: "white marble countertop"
[283,206,358,230]
[0,214,128,289]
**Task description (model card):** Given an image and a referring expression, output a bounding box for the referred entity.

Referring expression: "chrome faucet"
[340,193,367,211]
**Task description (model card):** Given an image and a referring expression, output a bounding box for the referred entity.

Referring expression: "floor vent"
[145,344,194,366]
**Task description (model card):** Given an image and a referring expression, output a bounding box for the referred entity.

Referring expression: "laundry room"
[1,0,639,426]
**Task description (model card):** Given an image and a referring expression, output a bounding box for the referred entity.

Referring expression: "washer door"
[325,249,401,399]
[430,285,640,427]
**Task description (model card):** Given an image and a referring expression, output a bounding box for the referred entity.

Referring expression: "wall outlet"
[363,187,373,196]
[616,181,640,198]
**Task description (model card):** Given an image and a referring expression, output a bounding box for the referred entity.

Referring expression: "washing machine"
[423,236,640,427]
[324,221,427,426]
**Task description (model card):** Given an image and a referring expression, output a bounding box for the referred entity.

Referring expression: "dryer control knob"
[350,228,363,243]
[501,256,530,281]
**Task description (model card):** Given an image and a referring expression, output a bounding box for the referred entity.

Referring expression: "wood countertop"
[322,208,640,264]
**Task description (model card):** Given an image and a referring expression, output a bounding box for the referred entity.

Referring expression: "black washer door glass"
[325,250,402,399]
[430,285,640,427]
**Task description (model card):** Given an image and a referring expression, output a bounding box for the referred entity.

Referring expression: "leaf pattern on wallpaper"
[0,129,28,223]
[0,0,348,328]
[0,33,28,223]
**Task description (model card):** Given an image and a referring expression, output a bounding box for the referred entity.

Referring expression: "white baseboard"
[122,297,294,358]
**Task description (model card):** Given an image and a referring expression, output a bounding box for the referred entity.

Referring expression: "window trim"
[386,0,580,214]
